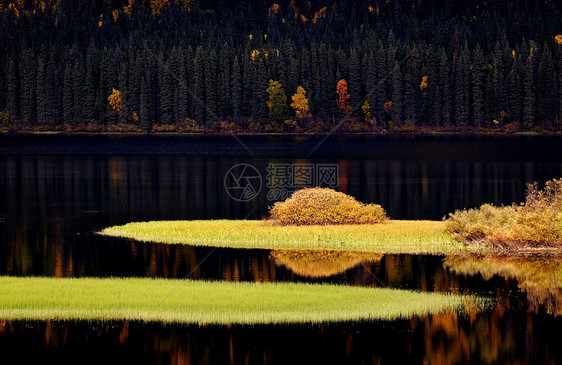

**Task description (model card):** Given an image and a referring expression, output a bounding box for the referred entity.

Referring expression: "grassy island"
[99,219,469,254]
[0,277,483,324]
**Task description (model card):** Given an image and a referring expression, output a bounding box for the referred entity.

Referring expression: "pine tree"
[73,58,86,124]
[118,60,129,124]
[432,85,441,126]
[193,47,206,123]
[36,56,47,125]
[375,41,387,125]
[454,47,468,126]
[20,49,37,125]
[178,53,189,124]
[508,56,523,123]
[159,52,174,124]
[204,50,218,122]
[365,51,377,126]
[471,46,485,127]
[231,56,242,117]
[100,47,117,123]
[218,45,231,118]
[403,57,416,123]
[536,45,556,125]
[391,61,402,125]
[62,63,74,124]
[252,57,268,121]
[84,53,97,122]
[522,54,535,129]
[348,49,361,114]
[140,74,151,131]
[439,51,451,126]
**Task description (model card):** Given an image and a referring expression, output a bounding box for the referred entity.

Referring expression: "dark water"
[1,134,561,364]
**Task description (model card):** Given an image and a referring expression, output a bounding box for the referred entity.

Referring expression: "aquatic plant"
[100,219,464,254]
[0,276,485,324]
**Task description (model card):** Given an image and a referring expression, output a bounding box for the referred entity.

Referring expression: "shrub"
[269,187,388,225]
[445,178,562,247]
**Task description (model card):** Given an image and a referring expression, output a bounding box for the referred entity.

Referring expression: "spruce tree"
[178,53,189,124]
[62,63,74,124]
[508,56,523,123]
[204,50,218,122]
[438,51,451,126]
[73,58,86,124]
[252,57,269,121]
[118,60,129,124]
[348,49,361,114]
[20,49,37,126]
[193,47,206,123]
[159,52,174,124]
[140,74,151,131]
[522,55,535,129]
[36,58,47,126]
[536,45,556,125]
[231,56,242,117]
[471,46,485,127]
[391,61,402,125]
[84,53,97,122]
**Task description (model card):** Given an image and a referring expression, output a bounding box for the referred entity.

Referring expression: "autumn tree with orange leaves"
[336,79,352,117]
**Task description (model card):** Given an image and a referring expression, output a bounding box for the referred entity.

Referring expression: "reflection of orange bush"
[271,249,382,278]
[269,187,388,225]
[445,253,562,316]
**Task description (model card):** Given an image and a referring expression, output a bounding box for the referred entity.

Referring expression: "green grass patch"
[99,220,473,254]
[0,276,484,324]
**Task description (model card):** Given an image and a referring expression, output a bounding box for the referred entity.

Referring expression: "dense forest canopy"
[0,0,561,132]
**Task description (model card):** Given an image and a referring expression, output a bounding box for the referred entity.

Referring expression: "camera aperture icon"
[224,163,262,202]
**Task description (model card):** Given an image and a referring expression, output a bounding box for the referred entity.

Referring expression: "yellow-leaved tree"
[108,89,122,115]
[361,100,371,124]
[291,86,311,118]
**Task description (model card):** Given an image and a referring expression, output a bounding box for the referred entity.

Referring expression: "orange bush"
[269,187,388,225]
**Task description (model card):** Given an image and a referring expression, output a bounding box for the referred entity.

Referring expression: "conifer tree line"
[0,0,561,132]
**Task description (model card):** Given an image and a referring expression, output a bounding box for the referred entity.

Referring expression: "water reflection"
[2,313,561,364]
[270,250,383,278]
[444,253,562,316]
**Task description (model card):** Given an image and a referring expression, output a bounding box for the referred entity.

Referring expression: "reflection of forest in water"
[3,223,561,317]
[445,253,562,316]
[2,312,561,364]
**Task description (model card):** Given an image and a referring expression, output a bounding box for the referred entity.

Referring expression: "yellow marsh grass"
[0,276,484,324]
[99,220,468,254]
[271,250,383,278]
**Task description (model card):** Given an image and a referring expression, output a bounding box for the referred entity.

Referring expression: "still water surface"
[0,134,561,363]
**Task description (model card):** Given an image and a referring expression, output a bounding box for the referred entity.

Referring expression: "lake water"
[0,134,561,363]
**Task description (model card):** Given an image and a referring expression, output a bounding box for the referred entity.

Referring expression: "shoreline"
[99,219,562,255]
[1,129,561,137]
